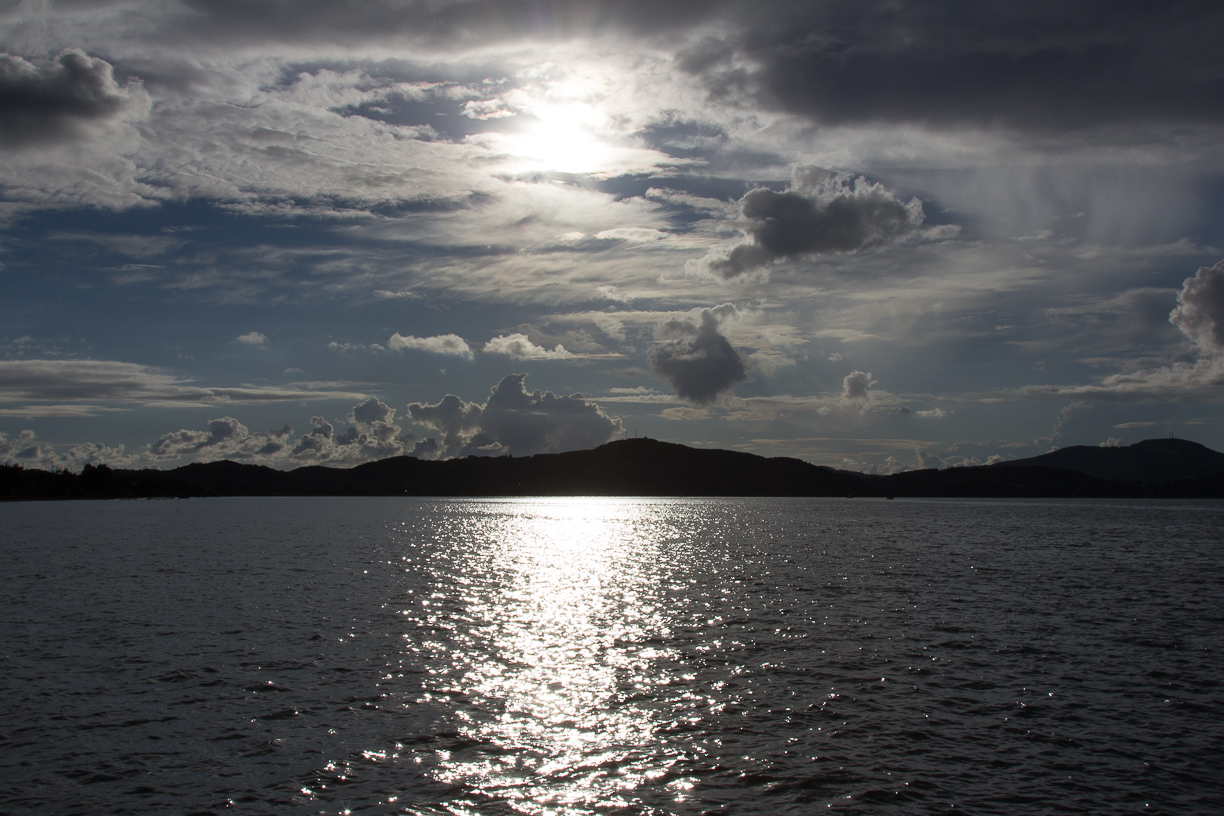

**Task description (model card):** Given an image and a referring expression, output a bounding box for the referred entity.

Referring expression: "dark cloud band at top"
[709,1,1224,130]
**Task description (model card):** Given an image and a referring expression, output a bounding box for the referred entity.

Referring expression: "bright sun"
[506,102,614,174]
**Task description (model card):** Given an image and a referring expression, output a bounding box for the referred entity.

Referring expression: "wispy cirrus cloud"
[0,359,368,408]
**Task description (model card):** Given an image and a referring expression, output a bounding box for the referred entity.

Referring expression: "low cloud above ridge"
[408,373,622,457]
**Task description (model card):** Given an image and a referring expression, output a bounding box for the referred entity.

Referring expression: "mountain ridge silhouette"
[4,437,1222,500]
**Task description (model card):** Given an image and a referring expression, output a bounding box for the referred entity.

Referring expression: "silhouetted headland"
[3,437,1223,501]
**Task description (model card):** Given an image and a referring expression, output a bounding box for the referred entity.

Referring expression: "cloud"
[388,332,474,358]
[408,373,621,457]
[1015,260,1224,402]
[407,390,482,435]
[660,406,710,421]
[235,331,266,345]
[720,2,1224,131]
[290,397,418,464]
[1,395,427,470]
[840,370,876,403]
[483,333,572,359]
[686,168,925,280]
[649,306,748,404]
[593,227,667,243]
[1170,260,1224,357]
[479,373,622,456]
[0,50,148,149]
[373,290,421,300]
[151,416,292,459]
[1,429,134,471]
[0,359,367,406]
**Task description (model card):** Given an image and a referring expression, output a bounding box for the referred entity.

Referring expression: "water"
[1,497,1221,815]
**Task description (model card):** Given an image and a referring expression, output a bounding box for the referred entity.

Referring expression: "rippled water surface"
[2,497,1222,814]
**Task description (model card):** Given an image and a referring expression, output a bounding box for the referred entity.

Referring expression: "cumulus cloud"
[151,416,292,459]
[687,168,925,280]
[0,49,148,149]
[1170,260,1224,357]
[649,306,748,404]
[0,396,427,470]
[0,392,450,469]
[483,333,572,359]
[1,429,134,471]
[840,370,876,403]
[290,397,418,464]
[407,373,621,458]
[235,331,266,345]
[1017,260,1224,402]
[406,393,483,445]
[388,332,474,358]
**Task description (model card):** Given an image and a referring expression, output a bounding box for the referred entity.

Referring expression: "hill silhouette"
[992,438,1224,482]
[3,437,1222,501]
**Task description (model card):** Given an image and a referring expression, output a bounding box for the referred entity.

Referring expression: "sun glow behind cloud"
[473,84,682,176]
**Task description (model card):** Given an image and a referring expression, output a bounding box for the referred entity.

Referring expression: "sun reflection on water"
[408,498,695,814]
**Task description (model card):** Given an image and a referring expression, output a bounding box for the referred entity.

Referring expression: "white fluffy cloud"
[388,333,474,358]
[1170,260,1224,357]
[483,333,572,359]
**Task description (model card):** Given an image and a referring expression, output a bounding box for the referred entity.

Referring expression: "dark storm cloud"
[0,50,142,148]
[691,168,923,279]
[690,1,1224,130]
[649,307,748,405]
[481,373,621,455]
[407,373,622,457]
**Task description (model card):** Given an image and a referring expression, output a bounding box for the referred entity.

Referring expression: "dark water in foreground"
[1,497,1221,815]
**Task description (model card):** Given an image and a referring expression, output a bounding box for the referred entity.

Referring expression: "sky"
[2,0,1223,473]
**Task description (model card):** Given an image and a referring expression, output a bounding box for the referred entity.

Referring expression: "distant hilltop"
[3,437,1223,501]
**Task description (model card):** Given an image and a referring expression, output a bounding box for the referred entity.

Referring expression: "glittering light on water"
[408,498,693,813]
